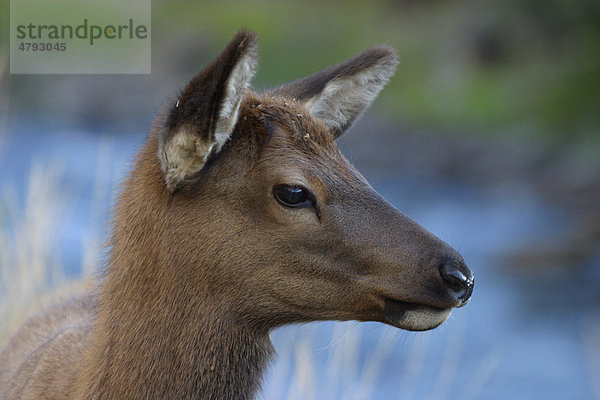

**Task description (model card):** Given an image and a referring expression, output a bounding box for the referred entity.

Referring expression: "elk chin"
[382,298,452,331]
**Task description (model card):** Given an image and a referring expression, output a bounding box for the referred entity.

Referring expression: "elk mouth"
[382,297,451,331]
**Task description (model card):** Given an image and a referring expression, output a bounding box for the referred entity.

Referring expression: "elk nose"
[439,259,474,307]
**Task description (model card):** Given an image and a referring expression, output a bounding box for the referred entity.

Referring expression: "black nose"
[439,259,474,307]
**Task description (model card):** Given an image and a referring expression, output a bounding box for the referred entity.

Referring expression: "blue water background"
[1,118,597,399]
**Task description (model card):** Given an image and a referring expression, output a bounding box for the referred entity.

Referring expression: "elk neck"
[75,134,274,400]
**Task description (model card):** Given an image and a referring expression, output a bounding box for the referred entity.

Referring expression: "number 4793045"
[18,42,66,51]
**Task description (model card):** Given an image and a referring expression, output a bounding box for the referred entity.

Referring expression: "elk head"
[152,29,473,332]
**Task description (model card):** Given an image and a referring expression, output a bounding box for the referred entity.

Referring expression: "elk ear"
[158,29,258,191]
[272,46,398,138]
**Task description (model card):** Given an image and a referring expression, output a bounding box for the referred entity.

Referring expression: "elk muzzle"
[332,189,475,331]
[380,252,474,331]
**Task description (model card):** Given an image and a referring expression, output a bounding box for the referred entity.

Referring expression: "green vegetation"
[3,0,598,142]
[152,0,600,142]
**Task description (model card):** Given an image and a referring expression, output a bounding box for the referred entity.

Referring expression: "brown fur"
[0,30,472,399]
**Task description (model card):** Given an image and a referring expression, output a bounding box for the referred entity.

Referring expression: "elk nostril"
[439,261,474,306]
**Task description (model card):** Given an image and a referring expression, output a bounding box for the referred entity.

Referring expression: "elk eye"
[273,184,314,208]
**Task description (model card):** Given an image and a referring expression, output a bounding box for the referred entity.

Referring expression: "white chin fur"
[394,307,452,331]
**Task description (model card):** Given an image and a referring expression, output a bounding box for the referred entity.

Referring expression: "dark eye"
[273,184,315,208]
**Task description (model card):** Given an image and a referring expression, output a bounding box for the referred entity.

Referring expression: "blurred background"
[1,1,599,399]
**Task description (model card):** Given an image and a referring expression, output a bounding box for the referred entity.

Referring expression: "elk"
[0,29,473,400]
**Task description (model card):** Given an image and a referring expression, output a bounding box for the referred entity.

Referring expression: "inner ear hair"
[158,29,258,192]
[272,46,398,137]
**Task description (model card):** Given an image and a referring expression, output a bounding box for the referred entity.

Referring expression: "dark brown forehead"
[239,92,337,152]
[234,92,364,187]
